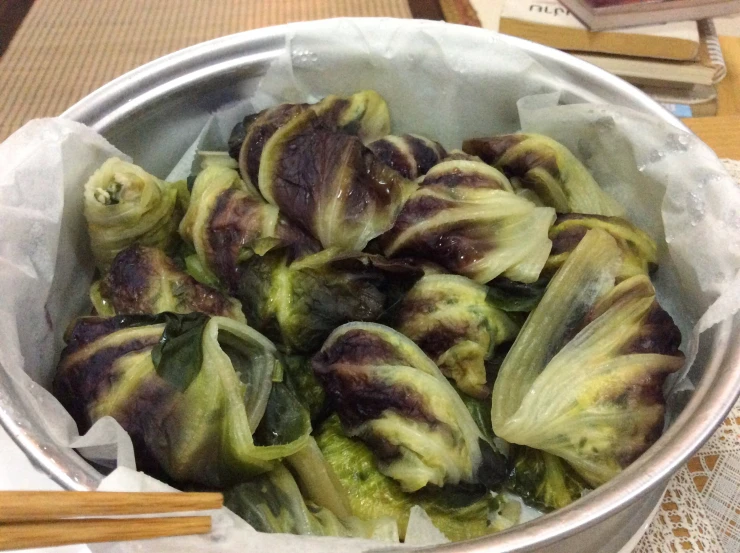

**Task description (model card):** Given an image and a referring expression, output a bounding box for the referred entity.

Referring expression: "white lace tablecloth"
[636,158,740,553]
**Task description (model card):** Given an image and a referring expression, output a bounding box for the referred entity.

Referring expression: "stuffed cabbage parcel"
[225,463,398,541]
[545,214,658,280]
[368,134,447,180]
[381,158,556,284]
[395,274,519,398]
[238,249,422,353]
[258,108,416,251]
[232,90,391,192]
[53,314,310,486]
[179,166,319,291]
[463,134,623,216]
[84,158,187,269]
[491,229,684,486]
[315,415,512,542]
[312,323,506,492]
[90,244,245,321]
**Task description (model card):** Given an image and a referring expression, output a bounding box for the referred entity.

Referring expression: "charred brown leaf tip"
[384,194,457,245]
[63,316,147,353]
[369,138,416,179]
[104,245,239,318]
[228,112,260,161]
[549,225,590,256]
[112,377,178,440]
[315,98,352,128]
[404,135,447,176]
[102,244,157,312]
[206,189,261,289]
[315,329,400,368]
[461,135,527,165]
[54,336,161,431]
[242,104,308,185]
[412,324,470,361]
[623,302,684,358]
[273,126,402,226]
[313,356,438,429]
[512,147,560,179]
[422,167,499,190]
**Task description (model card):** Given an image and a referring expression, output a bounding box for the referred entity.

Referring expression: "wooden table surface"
[681,35,740,161]
[684,116,740,160]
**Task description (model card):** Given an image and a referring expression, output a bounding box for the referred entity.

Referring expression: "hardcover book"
[559,0,740,30]
[470,0,702,60]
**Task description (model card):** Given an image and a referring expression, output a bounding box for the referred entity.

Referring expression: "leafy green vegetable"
[313,323,499,492]
[486,277,548,313]
[178,166,319,292]
[234,91,390,192]
[238,248,422,353]
[312,90,391,144]
[83,157,184,270]
[546,214,658,280]
[53,315,310,486]
[381,159,556,284]
[282,355,327,422]
[224,463,398,541]
[150,312,209,391]
[258,108,416,251]
[463,133,624,216]
[507,446,590,511]
[491,229,684,486]
[253,382,311,449]
[395,274,519,398]
[185,253,221,287]
[285,437,353,519]
[316,416,504,542]
[368,134,447,179]
[90,245,245,321]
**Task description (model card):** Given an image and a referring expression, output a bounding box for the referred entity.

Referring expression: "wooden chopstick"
[0,491,223,521]
[0,491,223,551]
[0,516,211,551]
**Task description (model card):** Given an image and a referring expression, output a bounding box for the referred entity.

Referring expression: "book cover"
[479,0,701,60]
[574,20,727,88]
[561,0,740,30]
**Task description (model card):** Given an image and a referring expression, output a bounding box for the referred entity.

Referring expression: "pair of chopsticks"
[0,491,223,551]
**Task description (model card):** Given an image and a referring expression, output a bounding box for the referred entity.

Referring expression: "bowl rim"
[3,17,737,552]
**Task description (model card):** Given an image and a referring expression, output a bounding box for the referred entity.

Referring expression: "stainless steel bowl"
[2,18,739,553]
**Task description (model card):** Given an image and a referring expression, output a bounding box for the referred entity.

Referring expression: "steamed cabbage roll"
[395,274,519,398]
[84,158,186,270]
[234,90,391,191]
[381,158,556,284]
[90,245,245,322]
[312,323,505,492]
[258,109,416,251]
[368,134,447,179]
[53,314,310,486]
[545,214,658,280]
[179,166,319,292]
[238,248,422,353]
[225,463,399,541]
[316,415,512,542]
[462,134,623,216]
[491,229,684,486]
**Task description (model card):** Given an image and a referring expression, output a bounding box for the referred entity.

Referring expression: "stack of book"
[464,0,728,117]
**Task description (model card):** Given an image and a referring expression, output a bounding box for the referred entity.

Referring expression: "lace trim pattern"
[634,159,740,553]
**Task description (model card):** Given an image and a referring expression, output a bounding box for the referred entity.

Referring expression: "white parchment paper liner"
[1,18,739,552]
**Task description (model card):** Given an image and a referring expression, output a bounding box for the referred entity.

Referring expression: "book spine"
[699,18,727,83]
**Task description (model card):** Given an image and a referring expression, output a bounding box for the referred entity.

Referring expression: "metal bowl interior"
[2,18,739,553]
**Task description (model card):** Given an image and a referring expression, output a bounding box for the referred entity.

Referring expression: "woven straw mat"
[0,0,411,141]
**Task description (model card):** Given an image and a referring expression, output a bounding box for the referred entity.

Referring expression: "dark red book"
[559,0,740,30]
